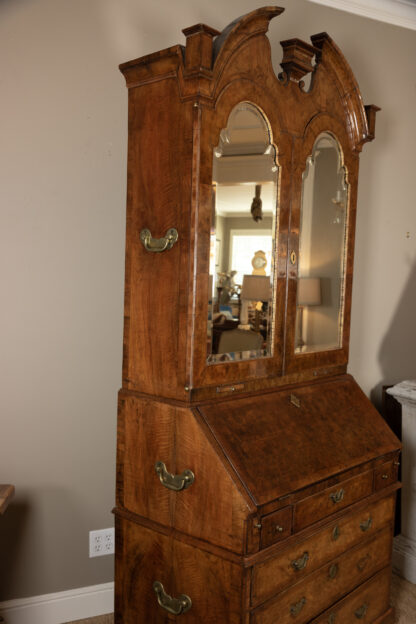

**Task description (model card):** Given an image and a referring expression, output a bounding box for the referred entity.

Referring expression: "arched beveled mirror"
[295,132,349,353]
[206,102,279,364]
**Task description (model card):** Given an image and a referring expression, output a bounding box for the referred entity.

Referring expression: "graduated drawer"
[251,494,395,607]
[374,459,399,492]
[310,566,391,623]
[250,526,392,624]
[294,471,373,532]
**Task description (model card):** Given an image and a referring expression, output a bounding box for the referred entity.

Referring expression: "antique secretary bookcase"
[115,7,401,624]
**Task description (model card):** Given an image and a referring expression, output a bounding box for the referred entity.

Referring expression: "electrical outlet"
[89,528,115,557]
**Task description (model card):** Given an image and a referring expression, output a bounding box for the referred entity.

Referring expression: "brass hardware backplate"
[290,250,297,265]
[290,394,301,408]
[290,597,306,617]
[155,461,195,492]
[291,551,309,571]
[354,602,368,619]
[360,516,372,532]
[329,488,345,504]
[153,581,192,615]
[328,563,338,579]
[140,227,178,253]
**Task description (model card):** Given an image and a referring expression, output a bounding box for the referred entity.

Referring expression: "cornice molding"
[308,0,416,30]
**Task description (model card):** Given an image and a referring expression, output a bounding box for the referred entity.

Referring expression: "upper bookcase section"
[119,7,379,402]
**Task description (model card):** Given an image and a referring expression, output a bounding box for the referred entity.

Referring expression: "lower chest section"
[115,490,396,624]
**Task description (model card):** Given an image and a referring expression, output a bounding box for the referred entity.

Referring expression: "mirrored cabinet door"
[206,102,279,364]
[295,132,349,354]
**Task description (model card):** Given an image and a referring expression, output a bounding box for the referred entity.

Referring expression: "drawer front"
[294,471,373,532]
[310,566,391,623]
[260,506,292,548]
[250,526,392,624]
[252,494,395,607]
[116,515,244,624]
[374,460,399,491]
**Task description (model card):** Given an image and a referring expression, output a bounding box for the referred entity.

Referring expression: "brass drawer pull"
[330,488,345,504]
[357,554,370,571]
[328,614,336,624]
[290,596,306,617]
[290,394,301,408]
[291,551,309,571]
[332,525,340,541]
[360,516,372,532]
[140,227,178,253]
[155,461,195,492]
[381,474,389,480]
[153,581,192,615]
[328,563,338,579]
[354,602,368,619]
[275,525,284,533]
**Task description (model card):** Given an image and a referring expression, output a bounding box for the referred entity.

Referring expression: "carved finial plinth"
[182,23,220,73]
[280,38,319,83]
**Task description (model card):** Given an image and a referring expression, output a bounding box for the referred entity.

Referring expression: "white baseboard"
[0,582,114,624]
[393,534,416,584]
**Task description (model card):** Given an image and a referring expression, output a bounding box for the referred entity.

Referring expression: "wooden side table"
[0,484,14,515]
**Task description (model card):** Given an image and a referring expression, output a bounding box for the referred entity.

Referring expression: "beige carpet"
[63,573,416,623]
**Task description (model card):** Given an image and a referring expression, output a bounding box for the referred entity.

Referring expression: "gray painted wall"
[0,0,415,601]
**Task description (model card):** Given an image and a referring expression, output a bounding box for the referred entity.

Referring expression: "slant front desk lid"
[197,375,400,507]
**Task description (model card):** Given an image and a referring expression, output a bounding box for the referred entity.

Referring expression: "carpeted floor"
[64,573,416,624]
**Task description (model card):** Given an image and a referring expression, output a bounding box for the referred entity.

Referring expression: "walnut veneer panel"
[117,394,253,553]
[115,517,244,624]
[198,375,400,506]
[310,566,392,623]
[251,494,395,606]
[251,526,392,624]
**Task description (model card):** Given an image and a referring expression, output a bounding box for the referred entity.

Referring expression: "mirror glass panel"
[295,132,348,353]
[207,102,278,364]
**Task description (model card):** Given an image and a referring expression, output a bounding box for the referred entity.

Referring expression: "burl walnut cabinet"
[114,7,401,624]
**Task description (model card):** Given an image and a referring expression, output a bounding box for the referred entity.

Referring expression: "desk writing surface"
[198,375,400,506]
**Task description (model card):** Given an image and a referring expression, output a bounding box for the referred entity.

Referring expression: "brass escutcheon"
[354,603,369,619]
[332,525,341,541]
[290,250,297,265]
[291,551,309,571]
[155,461,195,492]
[357,554,370,571]
[360,516,372,532]
[328,563,338,579]
[153,581,192,615]
[140,227,178,253]
[290,597,306,617]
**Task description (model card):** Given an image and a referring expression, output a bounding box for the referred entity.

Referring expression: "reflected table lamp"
[296,277,321,348]
[239,274,270,331]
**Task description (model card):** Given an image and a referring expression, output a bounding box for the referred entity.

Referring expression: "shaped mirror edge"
[295,131,349,355]
[206,102,280,365]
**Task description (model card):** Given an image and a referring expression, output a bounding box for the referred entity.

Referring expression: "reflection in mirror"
[295,132,348,353]
[207,103,278,364]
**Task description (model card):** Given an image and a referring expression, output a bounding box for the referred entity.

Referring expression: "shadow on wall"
[371,258,416,409]
[0,501,30,600]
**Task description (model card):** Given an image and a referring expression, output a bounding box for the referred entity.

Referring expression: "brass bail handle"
[155,461,195,492]
[140,227,178,252]
[153,581,192,615]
